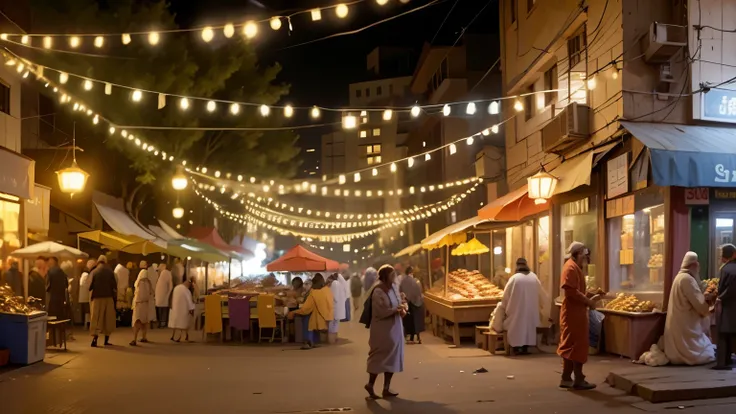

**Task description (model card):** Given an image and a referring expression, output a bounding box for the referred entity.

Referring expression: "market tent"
[266,245,340,272]
[166,238,232,263]
[78,230,167,255]
[158,220,186,240]
[187,227,254,260]
[12,241,88,260]
[94,201,158,241]
[421,215,491,250]
[394,244,422,258]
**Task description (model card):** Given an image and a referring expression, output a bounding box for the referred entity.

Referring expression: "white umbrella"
[394,244,423,258]
[11,241,89,260]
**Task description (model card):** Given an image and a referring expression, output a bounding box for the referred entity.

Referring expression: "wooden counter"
[599,309,666,359]
[424,293,499,346]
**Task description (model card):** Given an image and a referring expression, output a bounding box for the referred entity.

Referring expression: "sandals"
[382,389,399,398]
[139,338,149,343]
[129,340,137,347]
[364,384,380,399]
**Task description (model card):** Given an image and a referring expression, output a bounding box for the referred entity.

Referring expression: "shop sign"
[713,189,736,200]
[25,184,50,233]
[703,88,736,123]
[607,153,629,199]
[684,188,709,205]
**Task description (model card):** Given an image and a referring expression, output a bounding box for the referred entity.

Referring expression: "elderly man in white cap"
[558,242,599,390]
[664,251,716,365]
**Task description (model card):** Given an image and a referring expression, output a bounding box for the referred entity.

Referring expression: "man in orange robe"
[558,242,599,390]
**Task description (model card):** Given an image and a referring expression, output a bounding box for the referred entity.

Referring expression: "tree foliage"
[27,0,300,216]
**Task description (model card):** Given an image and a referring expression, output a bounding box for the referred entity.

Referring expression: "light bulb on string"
[610,65,619,80]
[122,33,132,45]
[338,175,346,185]
[488,101,500,114]
[43,36,52,49]
[94,36,104,48]
[491,124,499,134]
[354,172,361,183]
[20,35,28,45]
[270,17,282,30]
[283,105,294,118]
[201,27,214,42]
[425,153,431,161]
[410,105,421,117]
[467,136,475,145]
[69,36,80,48]
[230,103,240,115]
[449,143,457,155]
[206,101,217,112]
[109,127,116,134]
[59,72,68,84]
[223,24,235,38]
[15,63,23,73]
[390,163,397,173]
[466,102,477,115]
[342,114,357,129]
[92,115,99,125]
[243,21,258,39]
[586,76,597,90]
[382,109,393,121]
[310,106,321,118]
[260,104,270,117]
[148,32,160,45]
[513,100,523,112]
[481,128,490,136]
[372,168,378,177]
[335,4,349,18]
[131,89,142,102]
[376,0,389,4]
[179,98,190,110]
[22,71,28,78]
[310,9,322,21]
[408,157,415,168]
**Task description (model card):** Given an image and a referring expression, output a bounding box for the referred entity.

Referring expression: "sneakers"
[559,379,574,389]
[572,381,597,391]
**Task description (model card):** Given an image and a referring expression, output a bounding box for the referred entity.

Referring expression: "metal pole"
[444,244,449,295]
[425,223,431,289]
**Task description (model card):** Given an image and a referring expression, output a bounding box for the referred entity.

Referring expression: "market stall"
[599,293,665,359]
[421,217,505,346]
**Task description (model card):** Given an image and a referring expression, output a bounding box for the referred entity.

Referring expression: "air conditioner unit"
[641,22,686,63]
[541,102,591,154]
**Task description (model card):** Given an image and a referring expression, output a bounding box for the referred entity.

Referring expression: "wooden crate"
[600,309,665,359]
[424,293,498,346]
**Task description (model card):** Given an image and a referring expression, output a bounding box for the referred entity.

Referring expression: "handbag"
[359,288,375,328]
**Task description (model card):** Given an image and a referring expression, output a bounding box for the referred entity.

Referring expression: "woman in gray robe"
[365,265,406,399]
[400,266,425,344]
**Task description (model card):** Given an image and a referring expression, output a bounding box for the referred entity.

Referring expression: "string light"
[339,175,346,185]
[488,101,499,114]
[481,128,490,136]
[201,27,215,42]
[343,114,357,129]
[270,17,282,30]
[148,32,160,45]
[376,0,389,4]
[283,105,294,118]
[260,104,270,117]
[410,104,421,117]
[408,157,415,168]
[43,36,52,49]
[354,172,361,183]
[243,21,258,39]
[425,153,431,161]
[390,163,397,172]
[94,36,104,48]
[513,100,523,112]
[311,106,321,118]
[372,168,378,176]
[69,36,80,48]
[230,103,240,115]
[59,72,68,84]
[20,35,28,45]
[467,136,475,145]
[466,102,477,115]
[335,4,349,18]
[586,76,597,90]
[223,24,235,38]
[121,33,132,45]
[442,104,451,116]
[131,89,142,102]
[109,126,116,134]
[311,9,322,21]
[179,98,190,110]
[383,109,392,121]
[206,100,217,112]
[491,124,499,134]
[610,65,619,80]
[449,143,457,155]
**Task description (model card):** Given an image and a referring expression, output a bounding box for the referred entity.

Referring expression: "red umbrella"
[266,245,340,272]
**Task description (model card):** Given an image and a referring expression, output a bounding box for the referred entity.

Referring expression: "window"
[367,155,382,165]
[560,197,599,288]
[362,117,368,124]
[527,0,536,12]
[510,0,518,24]
[564,27,587,107]
[366,144,381,154]
[360,130,367,138]
[567,28,586,69]
[544,65,558,107]
[0,81,10,115]
[365,88,371,98]
[524,85,535,121]
[377,86,382,96]
[372,128,381,137]
[356,89,362,98]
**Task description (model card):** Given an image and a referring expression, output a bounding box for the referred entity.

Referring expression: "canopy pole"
[228,259,232,286]
[205,263,209,294]
[425,223,431,290]
[444,244,449,296]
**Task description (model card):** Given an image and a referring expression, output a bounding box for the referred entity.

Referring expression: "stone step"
[607,366,736,403]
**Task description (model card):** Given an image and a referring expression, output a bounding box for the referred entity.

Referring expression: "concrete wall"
[0,65,22,152]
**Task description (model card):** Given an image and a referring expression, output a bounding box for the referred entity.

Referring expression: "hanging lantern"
[527,166,557,205]
[171,166,188,191]
[56,124,89,197]
[172,206,184,219]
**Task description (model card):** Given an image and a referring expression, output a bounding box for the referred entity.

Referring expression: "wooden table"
[424,293,498,346]
[599,309,666,359]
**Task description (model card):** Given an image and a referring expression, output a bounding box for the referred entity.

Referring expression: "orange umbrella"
[266,245,340,272]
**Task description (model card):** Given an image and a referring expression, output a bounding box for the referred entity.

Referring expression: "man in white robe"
[155,264,173,328]
[496,258,546,354]
[328,273,347,343]
[168,279,195,342]
[664,251,716,365]
[114,263,130,309]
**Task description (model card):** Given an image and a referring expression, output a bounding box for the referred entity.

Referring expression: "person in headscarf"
[557,242,599,390]
[169,278,196,342]
[497,258,547,355]
[399,266,424,344]
[89,255,117,347]
[130,261,154,346]
[147,263,159,328]
[365,265,406,399]
[3,257,22,297]
[715,244,736,370]
[288,273,334,350]
[27,257,48,307]
[663,251,716,365]
[156,263,174,328]
[327,273,346,343]
[171,258,185,286]
[45,256,69,319]
[350,272,363,312]
[79,259,96,328]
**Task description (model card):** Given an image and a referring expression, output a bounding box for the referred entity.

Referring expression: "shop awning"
[394,244,423,258]
[166,238,232,263]
[421,215,490,250]
[477,185,549,221]
[621,121,736,187]
[550,142,618,195]
[187,226,254,260]
[0,147,34,199]
[158,220,185,240]
[78,230,167,255]
[266,245,340,272]
[94,202,157,241]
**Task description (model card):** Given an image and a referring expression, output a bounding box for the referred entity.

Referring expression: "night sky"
[169,0,498,165]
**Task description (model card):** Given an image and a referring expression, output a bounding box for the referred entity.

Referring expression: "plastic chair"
[256,294,282,343]
[228,297,251,343]
[203,295,223,341]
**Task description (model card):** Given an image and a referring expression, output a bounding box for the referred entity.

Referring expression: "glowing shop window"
[716,218,734,228]
[359,130,367,138]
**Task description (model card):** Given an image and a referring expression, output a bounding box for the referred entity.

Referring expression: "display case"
[425,269,503,346]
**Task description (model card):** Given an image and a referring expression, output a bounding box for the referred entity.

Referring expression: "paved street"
[1,321,735,414]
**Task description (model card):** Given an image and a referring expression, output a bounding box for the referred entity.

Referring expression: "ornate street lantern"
[527,166,558,205]
[56,125,89,197]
